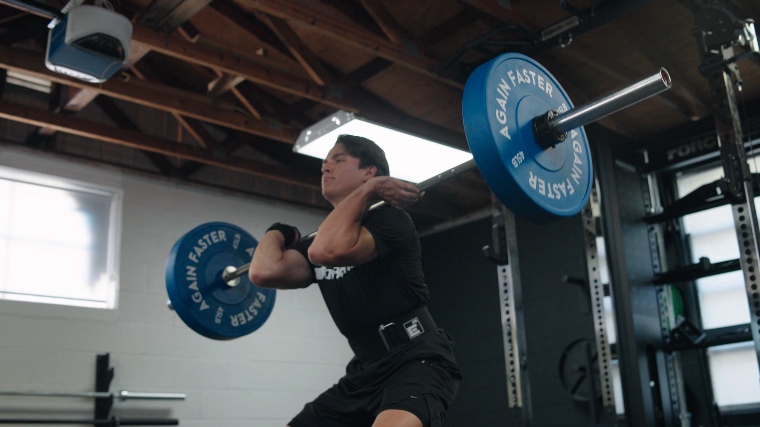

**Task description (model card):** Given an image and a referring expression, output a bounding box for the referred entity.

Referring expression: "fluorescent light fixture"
[294,111,473,184]
[6,70,52,93]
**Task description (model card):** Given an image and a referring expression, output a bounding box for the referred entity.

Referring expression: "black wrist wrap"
[266,222,300,247]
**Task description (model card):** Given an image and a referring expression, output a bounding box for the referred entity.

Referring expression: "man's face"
[321,143,375,205]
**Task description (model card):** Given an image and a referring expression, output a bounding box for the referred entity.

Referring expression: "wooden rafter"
[131,25,358,110]
[0,46,299,143]
[254,11,332,86]
[0,100,320,188]
[232,0,464,89]
[136,0,213,32]
[359,0,409,45]
[129,23,463,146]
[174,25,264,121]
[36,43,152,137]
[94,96,180,176]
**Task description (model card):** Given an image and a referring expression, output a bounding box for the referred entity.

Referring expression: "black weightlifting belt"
[348,306,437,361]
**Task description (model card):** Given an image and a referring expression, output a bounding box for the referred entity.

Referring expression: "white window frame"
[0,165,122,309]
[676,161,760,407]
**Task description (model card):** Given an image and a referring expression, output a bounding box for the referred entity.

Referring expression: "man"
[249,134,460,427]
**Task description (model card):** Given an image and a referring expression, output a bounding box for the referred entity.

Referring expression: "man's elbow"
[308,246,341,267]
[249,268,279,289]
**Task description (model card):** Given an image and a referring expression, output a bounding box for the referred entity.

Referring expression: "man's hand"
[368,176,422,208]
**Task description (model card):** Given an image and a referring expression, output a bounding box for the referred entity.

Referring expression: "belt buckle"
[378,322,395,351]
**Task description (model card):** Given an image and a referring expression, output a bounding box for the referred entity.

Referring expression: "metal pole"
[0,390,186,401]
[0,418,178,425]
[219,158,480,283]
[219,70,671,284]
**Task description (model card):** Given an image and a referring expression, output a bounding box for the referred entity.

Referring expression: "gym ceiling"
[0,0,758,232]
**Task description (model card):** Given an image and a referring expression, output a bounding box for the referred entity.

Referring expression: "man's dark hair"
[336,134,390,177]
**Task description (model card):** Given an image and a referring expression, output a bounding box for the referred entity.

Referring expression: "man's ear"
[363,165,378,181]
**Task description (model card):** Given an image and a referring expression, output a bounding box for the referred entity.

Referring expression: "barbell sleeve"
[551,68,671,135]
[533,68,672,147]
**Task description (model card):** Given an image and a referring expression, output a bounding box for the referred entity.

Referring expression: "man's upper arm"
[307,226,378,267]
[278,248,315,288]
[346,226,380,265]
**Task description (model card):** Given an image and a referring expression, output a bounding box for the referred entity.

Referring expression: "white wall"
[0,147,353,426]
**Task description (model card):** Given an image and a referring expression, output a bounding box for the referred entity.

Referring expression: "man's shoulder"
[368,204,412,222]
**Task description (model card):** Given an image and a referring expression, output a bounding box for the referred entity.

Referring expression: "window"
[0,166,121,309]
[676,161,760,407]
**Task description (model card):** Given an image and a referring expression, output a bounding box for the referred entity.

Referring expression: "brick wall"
[0,147,351,426]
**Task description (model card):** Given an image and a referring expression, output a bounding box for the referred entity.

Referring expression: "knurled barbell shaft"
[220,158,478,283]
[220,68,671,284]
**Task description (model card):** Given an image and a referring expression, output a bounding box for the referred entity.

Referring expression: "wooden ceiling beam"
[174,24,265,122]
[127,51,219,150]
[131,23,463,145]
[317,0,384,36]
[0,14,44,44]
[0,6,27,25]
[208,0,293,61]
[131,24,359,110]
[206,71,264,122]
[233,0,464,89]
[36,88,98,137]
[339,57,393,93]
[254,11,332,86]
[236,82,316,127]
[173,113,216,149]
[0,100,321,189]
[358,0,408,45]
[94,96,179,176]
[460,0,554,29]
[417,9,479,53]
[132,2,225,151]
[207,73,246,96]
[37,44,152,137]
[177,20,202,42]
[0,46,298,143]
[136,0,212,32]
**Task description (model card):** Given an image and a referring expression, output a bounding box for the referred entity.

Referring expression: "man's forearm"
[249,231,288,285]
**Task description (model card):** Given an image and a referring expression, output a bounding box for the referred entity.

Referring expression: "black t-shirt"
[293,205,459,374]
[295,204,427,337]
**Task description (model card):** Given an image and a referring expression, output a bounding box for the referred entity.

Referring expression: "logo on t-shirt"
[314,265,353,280]
[404,317,424,339]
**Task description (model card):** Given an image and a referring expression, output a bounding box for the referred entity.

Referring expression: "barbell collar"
[532,110,568,149]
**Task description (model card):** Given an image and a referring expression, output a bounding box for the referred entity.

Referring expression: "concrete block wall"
[0,147,352,426]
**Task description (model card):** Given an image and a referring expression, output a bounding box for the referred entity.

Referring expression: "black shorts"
[289,358,460,427]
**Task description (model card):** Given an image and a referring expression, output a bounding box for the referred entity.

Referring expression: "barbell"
[165,53,672,340]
